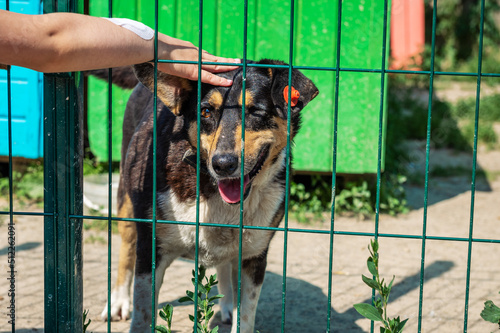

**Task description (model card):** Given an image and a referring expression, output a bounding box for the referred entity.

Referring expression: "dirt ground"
[1,142,500,333]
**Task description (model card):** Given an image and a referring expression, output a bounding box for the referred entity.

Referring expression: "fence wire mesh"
[1,0,500,332]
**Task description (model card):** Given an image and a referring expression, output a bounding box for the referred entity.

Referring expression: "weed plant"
[154,304,174,333]
[155,266,223,333]
[354,239,408,332]
[481,291,500,331]
[83,309,92,333]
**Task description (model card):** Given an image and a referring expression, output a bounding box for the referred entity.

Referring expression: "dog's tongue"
[218,176,250,204]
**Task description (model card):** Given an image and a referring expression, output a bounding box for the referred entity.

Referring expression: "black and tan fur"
[100,60,318,332]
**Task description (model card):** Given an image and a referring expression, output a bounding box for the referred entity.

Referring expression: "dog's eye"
[201,108,212,118]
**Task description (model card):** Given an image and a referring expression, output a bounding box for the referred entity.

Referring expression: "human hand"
[157,34,240,86]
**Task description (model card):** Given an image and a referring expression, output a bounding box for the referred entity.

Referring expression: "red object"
[283,85,300,107]
[390,0,425,69]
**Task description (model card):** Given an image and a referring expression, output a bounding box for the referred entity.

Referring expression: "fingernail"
[226,79,233,85]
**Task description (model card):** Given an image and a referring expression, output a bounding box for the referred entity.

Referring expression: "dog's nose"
[212,154,239,177]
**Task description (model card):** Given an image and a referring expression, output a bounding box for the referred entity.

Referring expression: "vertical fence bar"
[374,0,389,244]
[106,2,114,332]
[417,0,438,331]
[280,0,296,331]
[43,2,83,333]
[326,0,343,330]
[193,0,204,330]
[371,1,389,332]
[236,0,249,330]
[6,0,15,328]
[463,0,485,331]
[151,0,160,329]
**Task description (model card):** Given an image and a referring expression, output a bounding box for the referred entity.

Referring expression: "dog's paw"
[219,300,233,325]
[101,286,131,321]
[221,310,232,325]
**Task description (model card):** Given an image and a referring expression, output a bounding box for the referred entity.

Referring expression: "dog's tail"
[85,66,138,89]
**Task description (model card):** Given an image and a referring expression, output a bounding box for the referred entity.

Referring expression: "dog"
[99,59,318,332]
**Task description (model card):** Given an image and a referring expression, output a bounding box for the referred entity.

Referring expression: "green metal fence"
[2,0,500,332]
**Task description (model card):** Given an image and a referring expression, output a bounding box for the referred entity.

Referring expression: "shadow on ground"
[159,260,453,333]
[0,241,41,256]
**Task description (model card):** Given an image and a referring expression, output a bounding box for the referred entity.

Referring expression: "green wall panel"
[87,0,389,174]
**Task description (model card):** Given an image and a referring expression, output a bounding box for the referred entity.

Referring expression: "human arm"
[0,10,239,86]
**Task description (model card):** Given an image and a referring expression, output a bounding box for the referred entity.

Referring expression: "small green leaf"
[153,325,170,333]
[388,276,395,290]
[179,296,193,303]
[199,266,207,281]
[367,257,378,276]
[354,303,384,322]
[388,317,396,329]
[211,326,220,333]
[198,282,207,294]
[188,314,195,322]
[397,318,409,332]
[206,309,214,321]
[480,300,500,323]
[362,274,380,291]
[158,304,173,324]
[208,294,225,302]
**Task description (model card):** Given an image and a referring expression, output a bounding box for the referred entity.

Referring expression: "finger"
[200,70,233,86]
[201,55,241,73]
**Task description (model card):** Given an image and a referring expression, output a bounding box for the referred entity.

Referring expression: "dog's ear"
[133,63,194,116]
[260,59,319,118]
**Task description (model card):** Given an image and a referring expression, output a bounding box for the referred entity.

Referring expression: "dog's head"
[134,59,318,204]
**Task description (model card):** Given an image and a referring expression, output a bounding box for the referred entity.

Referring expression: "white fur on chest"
[156,179,284,267]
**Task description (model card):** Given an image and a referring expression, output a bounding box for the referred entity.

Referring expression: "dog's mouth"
[217,145,270,204]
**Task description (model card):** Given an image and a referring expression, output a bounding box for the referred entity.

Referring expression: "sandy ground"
[1,144,500,333]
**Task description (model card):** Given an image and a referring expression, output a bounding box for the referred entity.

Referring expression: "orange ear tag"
[283,85,300,107]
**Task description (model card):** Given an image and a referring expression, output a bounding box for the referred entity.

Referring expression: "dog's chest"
[156,185,283,266]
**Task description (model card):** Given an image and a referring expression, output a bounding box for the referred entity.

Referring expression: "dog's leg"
[129,253,172,332]
[216,263,233,325]
[101,196,137,321]
[230,254,267,333]
[129,221,174,332]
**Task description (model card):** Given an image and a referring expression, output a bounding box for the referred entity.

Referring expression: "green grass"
[289,173,409,221]
[0,161,44,205]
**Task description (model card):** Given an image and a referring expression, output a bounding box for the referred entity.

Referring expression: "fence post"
[43,0,84,328]
[44,73,84,333]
